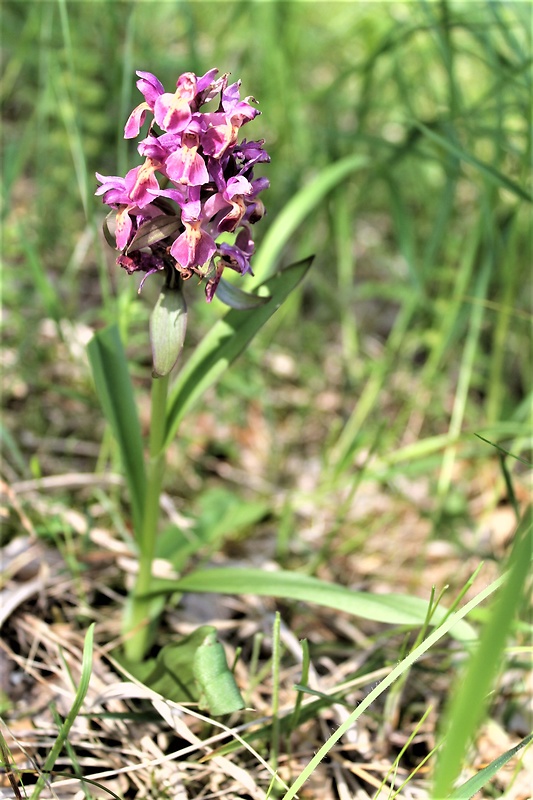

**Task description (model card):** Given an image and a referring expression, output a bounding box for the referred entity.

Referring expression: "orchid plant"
[89,67,311,713]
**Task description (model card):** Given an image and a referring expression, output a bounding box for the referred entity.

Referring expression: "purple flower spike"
[96,68,269,301]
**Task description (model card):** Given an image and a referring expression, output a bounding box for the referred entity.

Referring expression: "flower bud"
[150,280,188,377]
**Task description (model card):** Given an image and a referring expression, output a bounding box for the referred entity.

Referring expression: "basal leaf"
[87,325,146,533]
[147,566,477,642]
[114,626,244,715]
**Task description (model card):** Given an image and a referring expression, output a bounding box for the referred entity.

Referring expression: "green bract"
[150,281,188,378]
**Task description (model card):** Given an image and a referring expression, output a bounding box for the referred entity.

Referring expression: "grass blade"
[448,731,533,800]
[279,572,506,800]
[30,624,95,800]
[432,507,533,798]
[413,120,532,202]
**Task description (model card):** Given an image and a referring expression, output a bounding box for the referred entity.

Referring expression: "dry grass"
[1,352,531,799]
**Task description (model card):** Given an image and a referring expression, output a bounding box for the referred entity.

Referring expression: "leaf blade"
[164,256,313,447]
[432,508,533,797]
[87,325,146,533]
[413,120,532,202]
[250,154,369,281]
[149,566,477,642]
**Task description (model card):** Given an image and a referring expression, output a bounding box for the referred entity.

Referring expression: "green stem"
[123,373,170,662]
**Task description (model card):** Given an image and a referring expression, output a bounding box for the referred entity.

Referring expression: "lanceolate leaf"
[215,277,272,310]
[250,154,369,282]
[448,731,533,800]
[147,566,476,642]
[164,256,313,448]
[87,326,146,533]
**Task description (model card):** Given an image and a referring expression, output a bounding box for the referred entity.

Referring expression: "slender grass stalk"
[329,295,419,477]
[270,612,282,774]
[374,705,434,799]
[0,730,24,799]
[50,706,91,800]
[289,639,310,735]
[437,249,492,498]
[29,625,94,800]
[123,374,170,662]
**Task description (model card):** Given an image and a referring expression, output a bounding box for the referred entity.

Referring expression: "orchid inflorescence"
[96,69,269,301]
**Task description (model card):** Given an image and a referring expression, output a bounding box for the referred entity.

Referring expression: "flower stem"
[123,373,170,662]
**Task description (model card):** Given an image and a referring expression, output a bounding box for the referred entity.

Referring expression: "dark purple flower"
[235,139,271,169]
[217,225,255,275]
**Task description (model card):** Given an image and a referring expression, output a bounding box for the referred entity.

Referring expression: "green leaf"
[115,626,244,715]
[432,508,533,798]
[147,566,476,642]
[215,277,272,310]
[164,256,313,448]
[87,325,146,533]
[449,730,533,799]
[194,629,245,715]
[150,282,188,377]
[250,154,369,282]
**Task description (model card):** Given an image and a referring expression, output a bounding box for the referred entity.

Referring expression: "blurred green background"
[2,0,531,535]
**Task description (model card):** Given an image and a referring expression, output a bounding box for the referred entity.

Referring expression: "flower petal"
[124,102,151,139]
[170,222,216,269]
[135,71,165,107]
[165,147,209,186]
[154,93,191,133]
